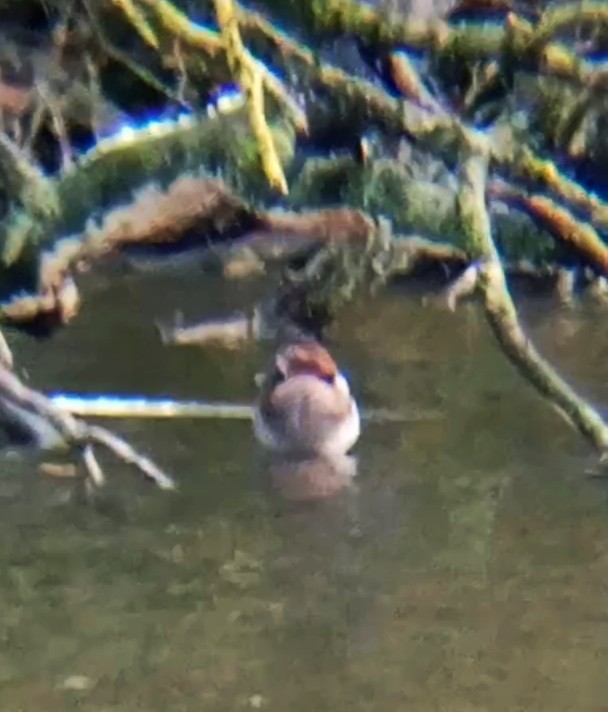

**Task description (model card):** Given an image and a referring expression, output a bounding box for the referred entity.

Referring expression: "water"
[1,268,608,710]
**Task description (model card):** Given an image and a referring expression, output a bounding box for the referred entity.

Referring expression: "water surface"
[1,269,607,711]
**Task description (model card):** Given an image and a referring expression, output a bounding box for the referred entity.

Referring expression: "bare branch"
[0,348,176,492]
[86,425,176,490]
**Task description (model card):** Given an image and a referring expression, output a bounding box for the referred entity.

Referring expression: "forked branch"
[0,334,175,491]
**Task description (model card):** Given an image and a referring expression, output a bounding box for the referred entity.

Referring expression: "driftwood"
[157,310,262,348]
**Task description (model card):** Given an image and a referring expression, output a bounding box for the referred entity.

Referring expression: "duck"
[253,341,360,457]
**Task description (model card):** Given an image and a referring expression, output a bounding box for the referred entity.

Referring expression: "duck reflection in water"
[253,340,360,501]
[267,453,358,502]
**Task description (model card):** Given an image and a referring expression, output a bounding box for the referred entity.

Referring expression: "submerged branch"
[481,259,608,450]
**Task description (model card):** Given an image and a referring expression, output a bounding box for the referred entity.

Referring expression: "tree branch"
[458,130,608,451]
[0,346,176,491]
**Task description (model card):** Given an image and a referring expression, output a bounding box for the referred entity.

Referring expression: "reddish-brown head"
[275,342,338,383]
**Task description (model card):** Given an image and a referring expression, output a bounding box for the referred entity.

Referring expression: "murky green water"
[1,267,608,711]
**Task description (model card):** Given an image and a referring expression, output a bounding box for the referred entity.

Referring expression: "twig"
[82,0,187,111]
[533,2,608,47]
[36,80,74,171]
[0,120,54,209]
[111,0,160,49]
[82,444,106,487]
[137,0,223,53]
[136,0,306,131]
[242,0,608,244]
[213,0,288,194]
[0,329,13,369]
[85,425,175,489]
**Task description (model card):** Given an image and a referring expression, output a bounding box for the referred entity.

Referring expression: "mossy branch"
[534,2,608,47]
[213,0,288,195]
[136,0,306,131]
[138,0,223,53]
[83,0,608,250]
[304,0,608,95]
[489,181,608,275]
[237,6,315,65]
[231,1,608,238]
[2,0,608,326]
[458,131,608,452]
[111,0,159,49]
[506,146,608,232]
[285,43,608,260]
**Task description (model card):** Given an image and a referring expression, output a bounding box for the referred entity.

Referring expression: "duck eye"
[320,373,335,385]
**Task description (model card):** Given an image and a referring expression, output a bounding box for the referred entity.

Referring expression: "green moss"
[290,157,365,207]
[493,212,556,262]
[290,156,461,239]
[55,110,295,238]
